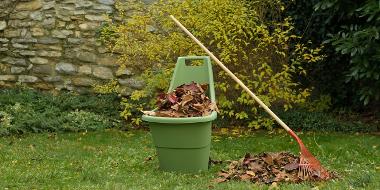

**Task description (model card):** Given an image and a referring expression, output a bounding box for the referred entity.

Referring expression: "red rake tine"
[288,130,330,179]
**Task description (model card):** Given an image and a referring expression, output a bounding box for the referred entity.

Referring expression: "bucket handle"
[177,56,210,67]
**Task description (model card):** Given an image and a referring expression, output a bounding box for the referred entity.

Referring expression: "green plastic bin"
[142,56,217,172]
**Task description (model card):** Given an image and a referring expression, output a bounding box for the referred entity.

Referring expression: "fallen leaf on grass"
[213,152,334,184]
[263,153,274,165]
[284,162,299,171]
[144,156,153,162]
[248,162,263,172]
[209,158,223,165]
[218,172,230,178]
[213,178,227,183]
[269,182,279,190]
[240,174,251,181]
[246,171,256,176]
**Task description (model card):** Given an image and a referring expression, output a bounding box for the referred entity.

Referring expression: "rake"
[170,15,330,179]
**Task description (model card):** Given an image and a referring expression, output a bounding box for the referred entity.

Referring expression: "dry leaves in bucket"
[143,81,218,117]
[214,152,336,184]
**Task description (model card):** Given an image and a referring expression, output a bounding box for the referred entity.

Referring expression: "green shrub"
[0,88,120,117]
[323,0,380,106]
[285,0,380,108]
[277,109,379,132]
[100,0,324,129]
[63,110,111,132]
[0,88,122,136]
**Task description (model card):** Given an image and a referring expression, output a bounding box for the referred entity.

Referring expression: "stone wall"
[0,0,144,95]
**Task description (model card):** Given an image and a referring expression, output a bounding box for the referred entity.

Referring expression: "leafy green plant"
[324,0,380,105]
[100,0,324,129]
[0,88,122,136]
[63,110,111,132]
[285,0,380,108]
[93,79,120,94]
[0,111,16,136]
[277,108,378,132]
[301,94,332,112]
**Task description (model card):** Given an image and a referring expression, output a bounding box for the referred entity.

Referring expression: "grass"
[0,130,379,189]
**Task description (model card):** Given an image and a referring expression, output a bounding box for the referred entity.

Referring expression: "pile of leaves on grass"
[143,82,218,117]
[214,152,335,184]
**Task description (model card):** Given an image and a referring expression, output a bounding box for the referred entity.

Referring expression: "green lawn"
[0,130,379,189]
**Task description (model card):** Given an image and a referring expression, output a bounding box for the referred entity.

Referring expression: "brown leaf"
[274,171,288,182]
[171,104,180,111]
[263,154,274,165]
[155,111,173,117]
[218,172,230,178]
[213,178,227,183]
[181,94,194,106]
[287,173,300,182]
[155,110,184,117]
[240,174,251,181]
[200,83,208,91]
[202,109,211,116]
[228,161,238,170]
[192,103,205,111]
[246,171,256,176]
[183,81,199,92]
[284,162,299,171]
[167,92,177,103]
[243,158,254,165]
[144,156,153,162]
[142,111,156,116]
[269,182,279,190]
[196,83,205,93]
[248,162,263,172]
[175,88,185,96]
[271,152,281,159]
[209,102,219,112]
[272,168,281,174]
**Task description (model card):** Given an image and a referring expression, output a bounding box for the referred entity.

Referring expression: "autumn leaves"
[143,82,218,117]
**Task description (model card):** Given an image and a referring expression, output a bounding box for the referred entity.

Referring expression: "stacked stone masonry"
[0,0,143,95]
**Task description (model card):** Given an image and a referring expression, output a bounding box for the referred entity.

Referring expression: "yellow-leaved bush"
[99,0,324,129]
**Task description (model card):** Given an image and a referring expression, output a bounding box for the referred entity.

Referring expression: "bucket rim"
[142,111,217,124]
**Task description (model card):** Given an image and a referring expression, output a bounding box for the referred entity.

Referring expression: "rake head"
[288,130,330,180]
[298,143,330,180]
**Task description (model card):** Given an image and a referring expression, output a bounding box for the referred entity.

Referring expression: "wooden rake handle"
[170,15,292,132]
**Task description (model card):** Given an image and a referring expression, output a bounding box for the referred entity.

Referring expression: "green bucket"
[142,56,217,172]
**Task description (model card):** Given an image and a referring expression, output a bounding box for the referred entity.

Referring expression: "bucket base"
[147,121,213,173]
[156,145,210,172]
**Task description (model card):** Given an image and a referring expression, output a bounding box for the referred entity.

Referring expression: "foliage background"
[285,0,380,110]
[100,0,325,129]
